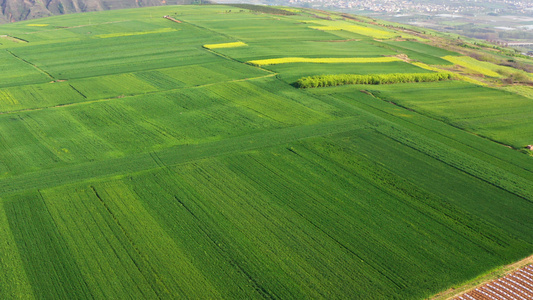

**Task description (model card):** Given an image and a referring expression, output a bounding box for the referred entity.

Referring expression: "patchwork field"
[0,4,533,299]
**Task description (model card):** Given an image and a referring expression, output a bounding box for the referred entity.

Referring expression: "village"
[286,0,533,14]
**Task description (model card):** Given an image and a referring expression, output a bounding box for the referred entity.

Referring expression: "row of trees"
[295,73,455,88]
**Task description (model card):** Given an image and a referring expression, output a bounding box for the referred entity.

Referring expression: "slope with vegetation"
[0,0,196,23]
[0,4,532,299]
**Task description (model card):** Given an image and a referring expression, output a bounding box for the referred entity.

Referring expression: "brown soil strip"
[431,254,533,300]
[0,35,28,43]
[163,16,182,23]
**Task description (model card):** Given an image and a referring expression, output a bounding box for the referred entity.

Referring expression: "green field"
[1,4,533,299]
[360,81,533,148]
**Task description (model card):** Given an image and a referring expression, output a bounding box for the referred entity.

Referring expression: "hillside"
[0,5,533,299]
[0,0,194,23]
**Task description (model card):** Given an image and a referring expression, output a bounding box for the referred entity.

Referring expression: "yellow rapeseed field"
[412,62,487,85]
[203,41,247,49]
[248,57,402,66]
[310,25,397,39]
[442,56,502,78]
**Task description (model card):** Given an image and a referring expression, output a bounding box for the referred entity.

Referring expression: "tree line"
[295,72,455,88]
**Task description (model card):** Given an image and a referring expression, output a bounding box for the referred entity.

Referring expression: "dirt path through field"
[431,254,533,300]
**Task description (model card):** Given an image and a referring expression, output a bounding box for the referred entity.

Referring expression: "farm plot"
[156,60,270,87]
[248,56,401,66]
[0,50,50,88]
[69,73,159,100]
[0,109,118,176]
[203,41,247,49]
[309,24,397,39]
[95,27,178,39]
[382,41,457,65]
[0,6,194,43]
[442,56,503,77]
[385,41,459,58]
[0,77,339,176]
[70,59,270,100]
[8,22,229,80]
[270,61,428,83]
[177,13,340,42]
[0,35,27,48]
[358,81,533,148]
[211,40,397,62]
[1,5,533,300]
[3,124,532,299]
[0,81,86,112]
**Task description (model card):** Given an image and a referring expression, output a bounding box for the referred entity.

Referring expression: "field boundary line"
[431,254,533,300]
[203,48,276,75]
[5,49,55,80]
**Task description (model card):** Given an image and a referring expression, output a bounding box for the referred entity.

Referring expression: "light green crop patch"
[0,202,34,299]
[248,57,402,66]
[203,41,247,49]
[442,56,502,78]
[96,28,178,39]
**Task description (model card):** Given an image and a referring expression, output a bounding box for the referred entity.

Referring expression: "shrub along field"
[295,72,454,88]
[0,4,533,300]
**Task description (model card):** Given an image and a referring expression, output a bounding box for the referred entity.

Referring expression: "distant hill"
[0,0,195,23]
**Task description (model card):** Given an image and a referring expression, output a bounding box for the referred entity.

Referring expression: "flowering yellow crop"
[248,57,401,66]
[442,56,502,78]
[26,24,49,27]
[411,62,487,85]
[203,42,247,49]
[310,25,396,39]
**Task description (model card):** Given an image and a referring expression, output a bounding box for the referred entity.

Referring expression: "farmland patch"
[211,39,396,62]
[270,61,427,83]
[70,73,158,100]
[95,27,178,38]
[442,55,503,77]
[248,56,402,66]
[0,81,86,112]
[203,41,247,49]
[0,5,533,300]
[354,81,533,148]
[310,24,397,39]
